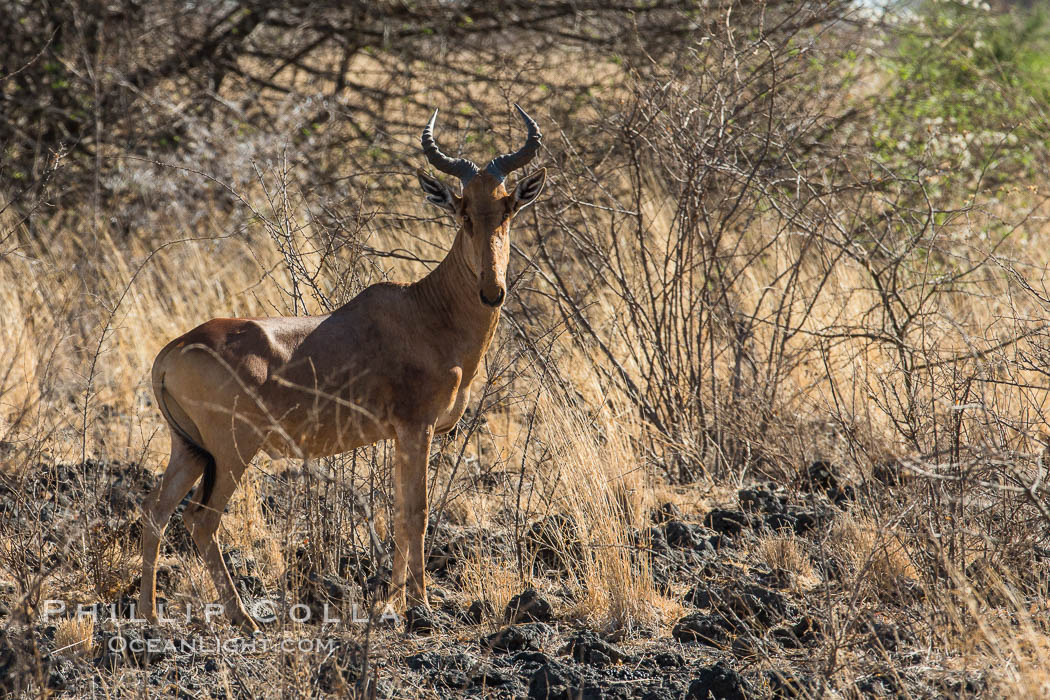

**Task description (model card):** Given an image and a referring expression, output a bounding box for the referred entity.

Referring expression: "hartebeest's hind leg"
[390,423,434,609]
[140,433,205,623]
[181,438,260,634]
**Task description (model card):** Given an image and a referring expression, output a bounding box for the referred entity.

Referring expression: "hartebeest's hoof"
[388,584,429,613]
[138,599,159,625]
[237,620,261,636]
[232,612,261,636]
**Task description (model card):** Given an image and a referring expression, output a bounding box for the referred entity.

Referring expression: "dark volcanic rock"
[651,502,684,524]
[672,613,731,646]
[687,661,751,700]
[805,460,838,492]
[931,672,985,698]
[664,520,714,552]
[310,571,350,605]
[151,564,180,596]
[316,641,364,694]
[559,628,632,666]
[856,672,902,698]
[753,566,795,590]
[644,651,685,669]
[763,512,798,533]
[505,588,554,624]
[0,629,36,697]
[364,565,391,599]
[481,623,554,654]
[789,509,829,535]
[407,650,510,689]
[729,632,766,661]
[863,619,912,653]
[511,650,553,672]
[297,570,356,621]
[425,521,511,582]
[460,599,493,625]
[162,498,195,556]
[643,524,716,593]
[815,552,848,582]
[640,682,689,700]
[683,582,790,628]
[803,460,855,504]
[221,547,256,576]
[739,485,786,514]
[528,660,588,700]
[872,460,906,486]
[425,541,459,576]
[424,520,461,576]
[703,509,751,537]
[104,462,158,515]
[45,658,76,692]
[766,669,815,699]
[406,605,447,635]
[98,627,170,668]
[336,548,378,589]
[235,574,267,599]
[772,615,822,648]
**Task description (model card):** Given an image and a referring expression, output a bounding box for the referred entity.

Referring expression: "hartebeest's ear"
[511,168,546,213]
[417,168,457,213]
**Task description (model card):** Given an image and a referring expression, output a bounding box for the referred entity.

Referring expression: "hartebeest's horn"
[421,109,479,187]
[485,104,542,182]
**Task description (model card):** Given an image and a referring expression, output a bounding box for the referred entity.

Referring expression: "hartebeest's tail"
[151,346,216,512]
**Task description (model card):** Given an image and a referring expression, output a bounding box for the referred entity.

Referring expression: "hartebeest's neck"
[411,229,501,366]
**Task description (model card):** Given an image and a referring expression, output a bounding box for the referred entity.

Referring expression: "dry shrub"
[53,616,94,659]
[87,522,137,601]
[830,515,920,603]
[757,535,816,586]
[985,627,1050,698]
[927,571,1050,698]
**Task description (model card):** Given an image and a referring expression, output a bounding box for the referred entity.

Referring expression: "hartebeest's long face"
[415,106,547,307]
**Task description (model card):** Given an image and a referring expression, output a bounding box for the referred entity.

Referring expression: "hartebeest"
[139,106,546,632]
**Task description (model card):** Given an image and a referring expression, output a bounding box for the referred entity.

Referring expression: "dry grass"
[830,514,921,603]
[755,535,816,587]
[530,393,668,630]
[52,617,95,659]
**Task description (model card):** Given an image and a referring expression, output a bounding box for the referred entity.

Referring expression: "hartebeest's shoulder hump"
[169,316,316,386]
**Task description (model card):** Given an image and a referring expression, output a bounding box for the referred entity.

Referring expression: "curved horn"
[485,104,542,182]
[421,109,479,187]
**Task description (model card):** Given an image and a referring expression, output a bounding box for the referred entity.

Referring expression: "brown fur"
[139,168,546,631]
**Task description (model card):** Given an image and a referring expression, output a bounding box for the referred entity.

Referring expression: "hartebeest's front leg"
[391,423,434,608]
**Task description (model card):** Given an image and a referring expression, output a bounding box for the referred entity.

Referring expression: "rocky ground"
[0,457,991,698]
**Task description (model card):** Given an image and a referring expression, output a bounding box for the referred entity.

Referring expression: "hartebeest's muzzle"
[480,287,505,307]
